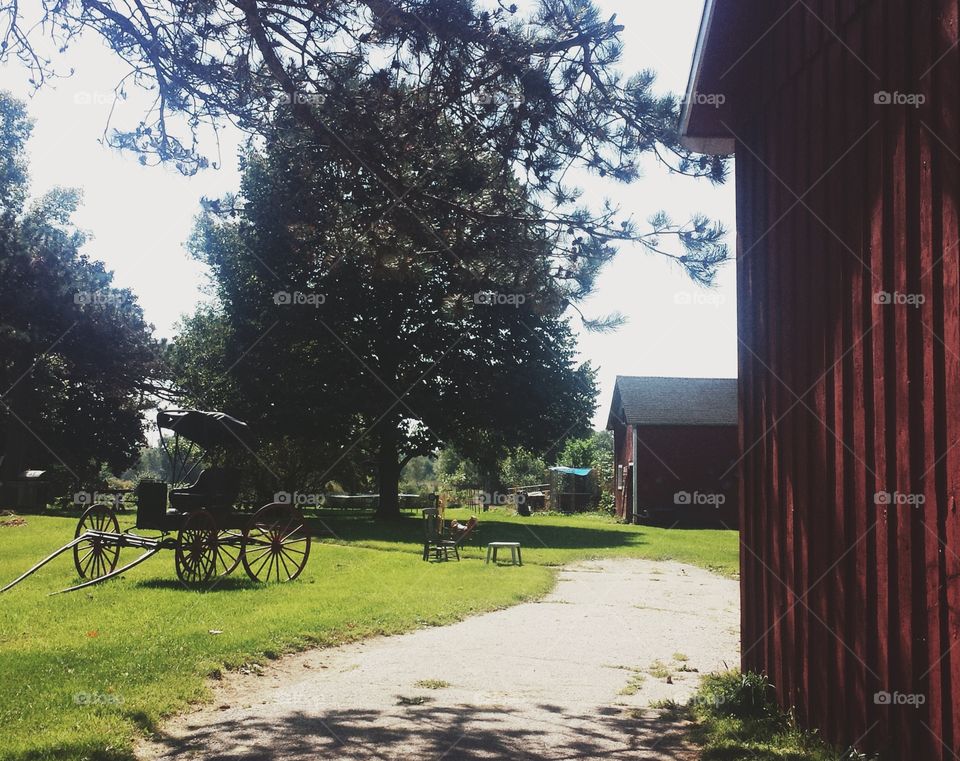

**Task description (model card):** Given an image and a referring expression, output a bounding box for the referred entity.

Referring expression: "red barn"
[606,376,738,527]
[682,0,960,757]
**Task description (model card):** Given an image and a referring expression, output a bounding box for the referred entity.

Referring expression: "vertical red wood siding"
[731,0,960,757]
[610,422,738,526]
[632,425,739,527]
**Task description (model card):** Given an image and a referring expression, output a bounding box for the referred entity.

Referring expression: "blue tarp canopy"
[548,466,592,477]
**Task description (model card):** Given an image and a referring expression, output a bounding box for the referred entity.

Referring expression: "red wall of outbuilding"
[634,425,739,527]
[612,424,738,527]
[730,1,960,757]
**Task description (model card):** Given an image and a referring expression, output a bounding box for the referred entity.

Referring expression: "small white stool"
[486,541,522,566]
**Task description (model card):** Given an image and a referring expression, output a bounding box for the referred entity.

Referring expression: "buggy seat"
[168,467,240,512]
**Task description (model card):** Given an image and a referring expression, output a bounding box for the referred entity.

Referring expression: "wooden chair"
[422,512,479,561]
[422,508,458,561]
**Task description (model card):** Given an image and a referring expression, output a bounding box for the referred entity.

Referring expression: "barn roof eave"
[679,0,738,156]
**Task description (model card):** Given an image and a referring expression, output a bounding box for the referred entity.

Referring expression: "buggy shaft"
[0,535,86,593]
[51,545,164,595]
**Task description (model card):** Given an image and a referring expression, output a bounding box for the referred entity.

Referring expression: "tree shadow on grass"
[139,701,697,760]
[304,513,650,558]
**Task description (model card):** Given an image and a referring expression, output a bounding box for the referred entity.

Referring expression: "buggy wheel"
[242,503,310,583]
[175,510,218,586]
[215,529,244,577]
[74,505,121,579]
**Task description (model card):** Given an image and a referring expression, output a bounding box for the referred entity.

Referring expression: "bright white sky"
[0,0,736,431]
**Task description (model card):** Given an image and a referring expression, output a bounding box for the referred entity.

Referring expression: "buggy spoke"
[279,525,305,541]
[244,543,272,560]
[253,550,273,578]
[176,511,218,587]
[74,506,120,580]
[245,550,272,568]
[243,504,310,583]
[277,549,296,579]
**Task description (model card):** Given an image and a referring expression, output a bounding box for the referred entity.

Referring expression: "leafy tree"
[399,455,437,494]
[559,427,612,480]
[436,447,482,493]
[558,429,612,469]
[2,0,729,310]
[177,89,598,516]
[0,92,160,490]
[556,429,613,511]
[500,447,548,488]
[168,308,374,498]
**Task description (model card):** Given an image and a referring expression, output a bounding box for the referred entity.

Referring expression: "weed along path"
[138,558,739,761]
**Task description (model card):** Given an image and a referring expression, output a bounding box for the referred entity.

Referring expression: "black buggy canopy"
[156,409,254,449]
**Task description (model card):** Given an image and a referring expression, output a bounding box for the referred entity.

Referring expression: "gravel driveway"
[138,558,739,761]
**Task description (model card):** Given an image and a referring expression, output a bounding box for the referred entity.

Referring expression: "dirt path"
[138,559,739,761]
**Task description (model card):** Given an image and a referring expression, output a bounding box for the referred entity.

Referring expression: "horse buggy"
[1,410,311,594]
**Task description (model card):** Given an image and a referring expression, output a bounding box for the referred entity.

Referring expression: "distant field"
[0,508,737,760]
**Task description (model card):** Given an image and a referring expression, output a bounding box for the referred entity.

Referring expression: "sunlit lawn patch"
[0,509,736,760]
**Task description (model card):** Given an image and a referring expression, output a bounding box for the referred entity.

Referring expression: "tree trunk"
[477,456,501,501]
[376,433,401,519]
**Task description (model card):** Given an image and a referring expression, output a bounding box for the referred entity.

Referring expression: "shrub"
[697,670,778,720]
[690,670,882,761]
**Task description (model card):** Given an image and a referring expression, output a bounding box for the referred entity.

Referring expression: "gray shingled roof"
[607,376,738,428]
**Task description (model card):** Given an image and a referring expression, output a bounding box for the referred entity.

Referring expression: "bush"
[697,670,778,720]
[500,447,547,487]
[690,671,881,761]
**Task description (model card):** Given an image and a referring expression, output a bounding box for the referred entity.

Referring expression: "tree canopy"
[0,1,734,506]
[1,0,730,305]
[173,87,599,515]
[0,92,160,489]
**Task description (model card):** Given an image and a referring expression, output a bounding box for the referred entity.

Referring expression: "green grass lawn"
[328,508,740,576]
[0,508,737,761]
